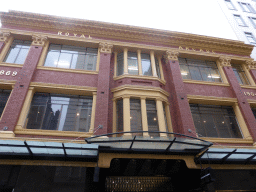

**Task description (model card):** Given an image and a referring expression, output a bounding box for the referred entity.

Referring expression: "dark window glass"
[26,93,92,132]
[117,53,124,76]
[127,52,138,75]
[141,53,152,76]
[179,58,222,82]
[130,99,142,136]
[0,90,11,117]
[116,99,123,133]
[232,64,250,85]
[146,100,159,137]
[190,104,242,138]
[4,40,31,64]
[252,108,256,118]
[155,57,161,78]
[44,44,98,70]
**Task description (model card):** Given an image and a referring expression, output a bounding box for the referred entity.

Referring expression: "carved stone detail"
[0,31,11,43]
[165,50,179,61]
[219,56,231,67]
[32,35,48,47]
[99,43,113,53]
[245,59,256,70]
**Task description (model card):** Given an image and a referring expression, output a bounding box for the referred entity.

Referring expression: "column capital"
[218,55,232,67]
[99,42,113,53]
[245,59,256,70]
[165,50,179,62]
[0,31,11,43]
[32,35,48,47]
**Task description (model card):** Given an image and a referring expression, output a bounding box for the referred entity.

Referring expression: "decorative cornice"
[165,50,179,61]
[0,31,11,43]
[31,35,47,46]
[218,56,231,67]
[99,42,113,53]
[245,59,256,70]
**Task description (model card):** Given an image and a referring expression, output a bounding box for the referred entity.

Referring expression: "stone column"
[219,56,256,141]
[156,99,167,137]
[0,35,47,136]
[93,42,113,135]
[140,97,149,136]
[164,50,197,137]
[247,60,256,84]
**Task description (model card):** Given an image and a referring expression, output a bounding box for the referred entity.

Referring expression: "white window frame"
[234,15,247,27]
[225,0,236,10]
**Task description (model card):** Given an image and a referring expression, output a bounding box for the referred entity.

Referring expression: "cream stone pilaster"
[165,50,179,62]
[123,96,131,135]
[32,35,48,47]
[37,40,49,67]
[0,31,11,43]
[112,99,117,133]
[123,48,128,74]
[137,49,142,75]
[89,92,97,133]
[0,31,13,63]
[140,97,149,136]
[114,52,118,77]
[99,42,113,54]
[156,99,167,137]
[150,51,157,77]
[164,102,173,132]
[217,56,231,84]
[244,59,256,85]
[157,56,164,81]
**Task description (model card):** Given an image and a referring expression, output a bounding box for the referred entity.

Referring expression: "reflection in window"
[4,40,31,64]
[245,32,256,44]
[26,93,92,132]
[225,0,236,10]
[179,58,222,82]
[0,90,11,117]
[190,104,242,138]
[141,53,152,76]
[130,99,142,136]
[117,53,124,76]
[116,99,124,133]
[248,17,256,28]
[232,64,250,85]
[155,57,161,78]
[128,52,138,75]
[146,100,159,137]
[239,2,255,13]
[234,15,247,26]
[44,44,98,70]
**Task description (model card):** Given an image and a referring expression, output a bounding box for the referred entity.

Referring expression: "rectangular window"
[4,40,31,64]
[146,100,159,137]
[234,15,247,26]
[116,99,124,132]
[127,52,138,75]
[130,99,142,135]
[232,64,250,85]
[44,44,98,70]
[0,90,11,117]
[245,32,256,44]
[117,53,124,76]
[179,58,222,82]
[26,93,92,132]
[225,0,236,9]
[248,17,256,28]
[239,2,255,13]
[252,108,256,118]
[190,104,242,138]
[141,53,152,76]
[155,57,161,78]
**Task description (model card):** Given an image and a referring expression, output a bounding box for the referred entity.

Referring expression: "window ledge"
[183,79,230,86]
[200,137,253,144]
[37,66,99,75]
[114,74,166,85]
[0,62,23,68]
[14,127,93,138]
[240,84,256,89]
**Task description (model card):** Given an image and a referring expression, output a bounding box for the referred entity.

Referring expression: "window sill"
[0,62,23,68]
[37,66,99,75]
[240,84,256,89]
[200,137,253,144]
[14,127,93,138]
[113,74,166,85]
[183,79,230,87]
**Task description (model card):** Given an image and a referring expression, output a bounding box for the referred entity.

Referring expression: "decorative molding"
[245,59,256,70]
[200,137,253,144]
[0,131,15,138]
[0,31,11,43]
[113,74,166,85]
[165,50,179,61]
[183,79,230,87]
[218,56,232,67]
[37,66,99,74]
[31,35,48,47]
[99,42,113,53]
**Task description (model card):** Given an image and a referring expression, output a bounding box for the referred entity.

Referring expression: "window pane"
[0,90,11,117]
[116,99,123,132]
[146,100,159,137]
[141,53,152,76]
[44,51,60,67]
[130,99,142,136]
[4,48,20,63]
[85,54,97,70]
[128,52,138,75]
[57,52,72,68]
[15,48,29,64]
[155,57,161,78]
[26,93,92,132]
[232,64,250,85]
[117,53,124,76]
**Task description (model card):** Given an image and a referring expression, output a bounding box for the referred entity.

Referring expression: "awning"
[85,131,213,156]
[196,148,256,164]
[0,140,99,162]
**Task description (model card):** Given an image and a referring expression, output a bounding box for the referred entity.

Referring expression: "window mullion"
[123,48,128,74]
[141,97,149,136]
[137,49,142,75]
[123,96,131,135]
[156,99,167,137]
[150,51,157,77]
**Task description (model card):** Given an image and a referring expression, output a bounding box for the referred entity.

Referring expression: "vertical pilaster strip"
[219,56,255,141]
[141,97,149,136]
[246,60,256,85]
[93,42,113,135]
[158,56,165,81]
[112,100,117,133]
[114,52,118,77]
[164,50,197,137]
[123,48,128,74]
[123,96,131,135]
[0,31,12,62]
[156,99,167,137]
[137,49,142,75]
[0,35,47,133]
[89,92,97,133]
[150,51,157,77]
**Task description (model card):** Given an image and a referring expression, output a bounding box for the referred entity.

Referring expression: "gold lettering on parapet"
[179,46,215,54]
[244,92,256,96]
[58,31,92,39]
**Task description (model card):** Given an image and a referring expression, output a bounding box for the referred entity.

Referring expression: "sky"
[0,0,238,41]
